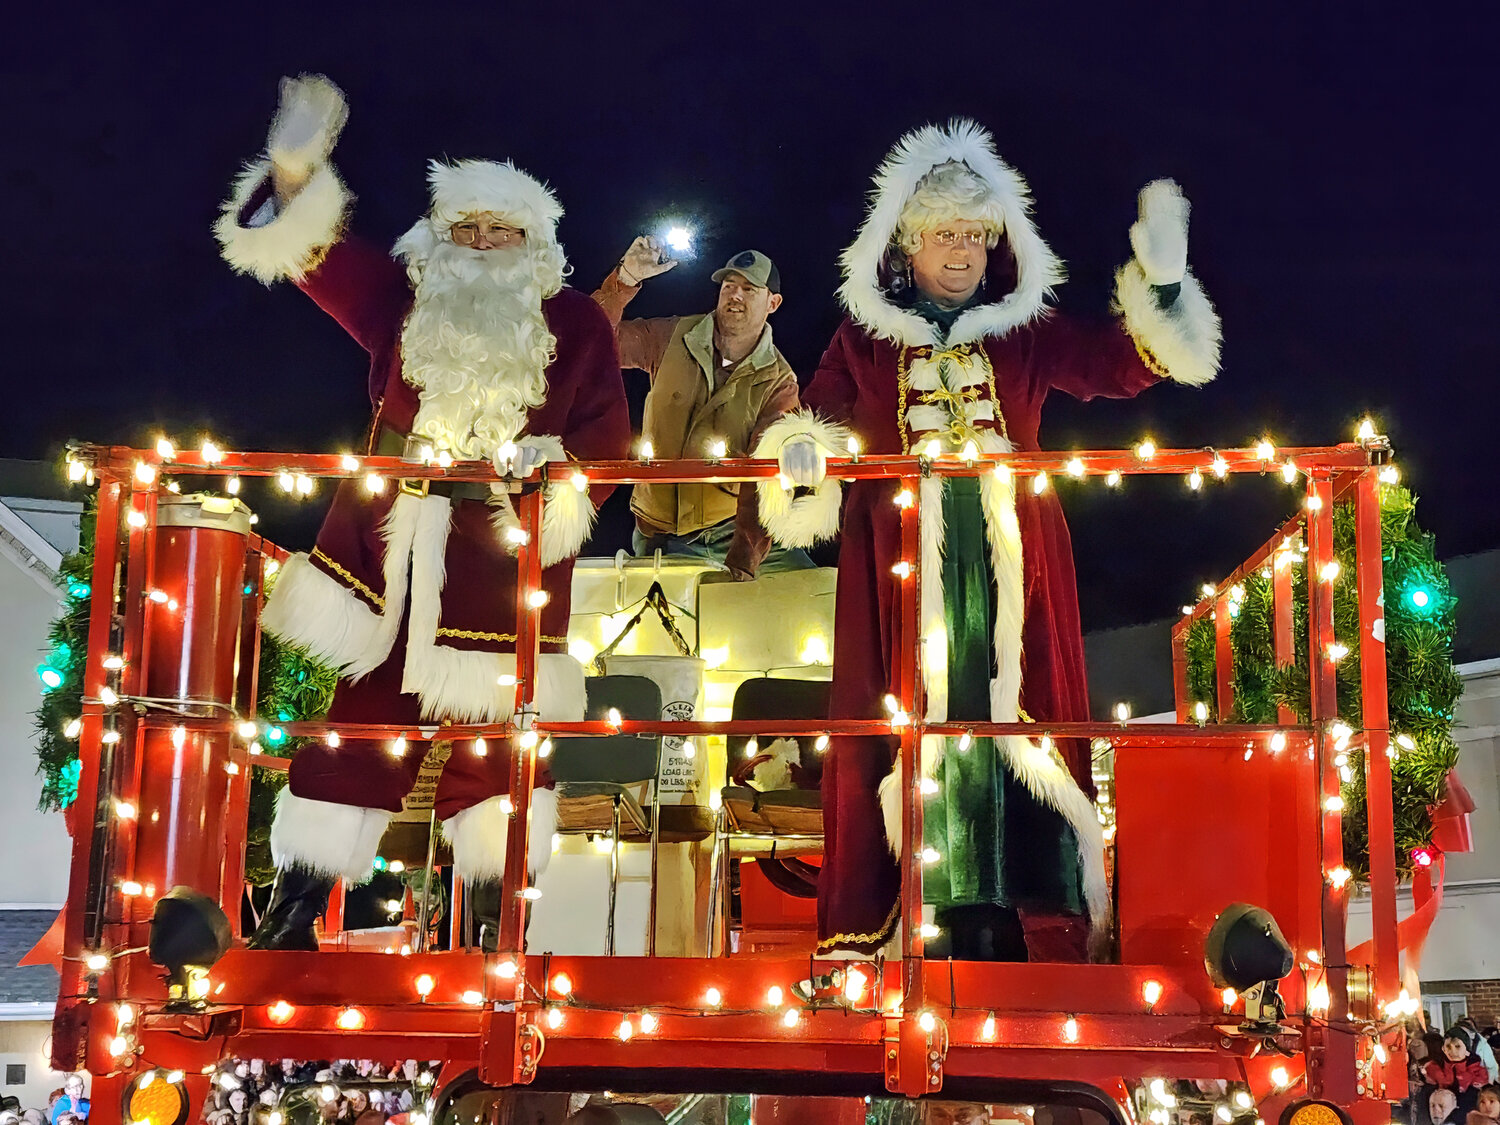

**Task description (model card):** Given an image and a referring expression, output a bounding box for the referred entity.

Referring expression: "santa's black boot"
[247,867,336,951]
[469,880,502,953]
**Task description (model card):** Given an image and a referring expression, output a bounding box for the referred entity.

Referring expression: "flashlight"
[655,223,695,262]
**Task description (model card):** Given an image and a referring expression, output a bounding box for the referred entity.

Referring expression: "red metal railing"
[52,440,1401,1120]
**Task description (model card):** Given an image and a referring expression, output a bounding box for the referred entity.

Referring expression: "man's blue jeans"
[631,519,815,575]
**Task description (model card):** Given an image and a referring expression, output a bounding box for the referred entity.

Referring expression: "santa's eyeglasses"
[449,219,526,247]
[927,228,987,248]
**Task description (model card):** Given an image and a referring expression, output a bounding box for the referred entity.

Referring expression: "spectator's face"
[1431,1090,1457,1123]
[229,1091,248,1113]
[249,1060,264,1077]
[1444,1037,1469,1062]
[64,1078,83,1099]
[1477,1091,1500,1119]
[714,274,781,339]
[923,1103,992,1125]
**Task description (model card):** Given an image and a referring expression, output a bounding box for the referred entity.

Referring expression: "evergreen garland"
[31,501,96,811]
[1184,485,1459,882]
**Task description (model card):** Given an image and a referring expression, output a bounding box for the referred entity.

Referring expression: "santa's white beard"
[399,242,555,460]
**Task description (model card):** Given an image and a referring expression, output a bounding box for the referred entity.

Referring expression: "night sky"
[8,7,1498,630]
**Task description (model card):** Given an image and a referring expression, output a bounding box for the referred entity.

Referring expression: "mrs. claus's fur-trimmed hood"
[838,119,1066,349]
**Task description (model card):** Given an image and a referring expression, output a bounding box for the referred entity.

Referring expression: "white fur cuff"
[270,790,392,884]
[260,552,394,679]
[1113,260,1222,388]
[406,649,586,725]
[490,436,597,567]
[752,411,851,549]
[214,159,350,284]
[441,788,558,882]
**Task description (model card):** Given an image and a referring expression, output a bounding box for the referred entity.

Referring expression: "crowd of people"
[0,1072,90,1125]
[1408,1021,1500,1125]
[200,1059,440,1125]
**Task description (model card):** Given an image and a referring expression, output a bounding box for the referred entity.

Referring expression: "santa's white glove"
[780,438,825,488]
[493,440,550,479]
[267,74,348,179]
[1129,179,1190,287]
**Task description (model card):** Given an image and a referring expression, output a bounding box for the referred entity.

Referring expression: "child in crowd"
[1467,1086,1500,1125]
[1428,1028,1493,1119]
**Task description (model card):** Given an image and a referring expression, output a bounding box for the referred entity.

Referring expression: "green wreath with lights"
[1183,484,1460,882]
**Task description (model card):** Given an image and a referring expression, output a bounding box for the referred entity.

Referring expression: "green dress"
[920,452,1088,918]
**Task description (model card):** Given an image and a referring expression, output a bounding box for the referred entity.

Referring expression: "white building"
[0,461,83,1111]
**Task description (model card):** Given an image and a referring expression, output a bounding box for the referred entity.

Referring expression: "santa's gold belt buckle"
[399,477,430,498]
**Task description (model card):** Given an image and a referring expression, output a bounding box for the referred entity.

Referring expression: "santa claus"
[214,76,630,950]
[755,120,1221,961]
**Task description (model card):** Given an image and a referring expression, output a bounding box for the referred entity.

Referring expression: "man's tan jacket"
[593,269,801,575]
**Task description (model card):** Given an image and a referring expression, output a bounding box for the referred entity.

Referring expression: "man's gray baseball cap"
[711,250,781,294]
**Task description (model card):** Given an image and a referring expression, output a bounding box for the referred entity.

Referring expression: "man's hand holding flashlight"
[617,235,681,287]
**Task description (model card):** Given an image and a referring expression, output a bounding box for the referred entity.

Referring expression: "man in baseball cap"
[592,239,810,579]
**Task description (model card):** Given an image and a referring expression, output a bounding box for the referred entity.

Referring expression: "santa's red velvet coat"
[217,156,631,884]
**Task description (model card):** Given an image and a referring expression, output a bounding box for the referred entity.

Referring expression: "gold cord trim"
[311,548,384,608]
[815,898,902,952]
[1131,334,1170,379]
[435,627,568,645]
[897,345,1008,453]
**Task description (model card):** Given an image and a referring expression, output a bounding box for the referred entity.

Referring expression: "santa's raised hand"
[1129,178,1191,286]
[268,74,348,192]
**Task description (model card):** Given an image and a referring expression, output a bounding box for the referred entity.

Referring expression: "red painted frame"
[51,442,1402,1124]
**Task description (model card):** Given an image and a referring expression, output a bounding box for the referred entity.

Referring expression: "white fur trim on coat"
[214,159,350,285]
[750,738,801,791]
[878,427,1108,943]
[441,787,558,883]
[1113,261,1221,388]
[752,411,851,548]
[488,436,597,567]
[260,494,419,679]
[838,119,1065,349]
[270,790,392,884]
[396,491,587,722]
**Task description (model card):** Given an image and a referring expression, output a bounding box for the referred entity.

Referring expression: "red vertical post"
[1273,542,1297,726]
[53,479,123,1071]
[1305,474,1356,1103]
[497,489,542,968]
[890,467,928,1098]
[1170,622,1190,723]
[110,483,158,996]
[1214,592,1235,720]
[897,472,924,971]
[488,486,543,1088]
[1355,468,1402,1088]
[222,545,267,937]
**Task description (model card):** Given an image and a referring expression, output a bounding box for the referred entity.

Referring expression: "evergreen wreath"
[1184,485,1459,882]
